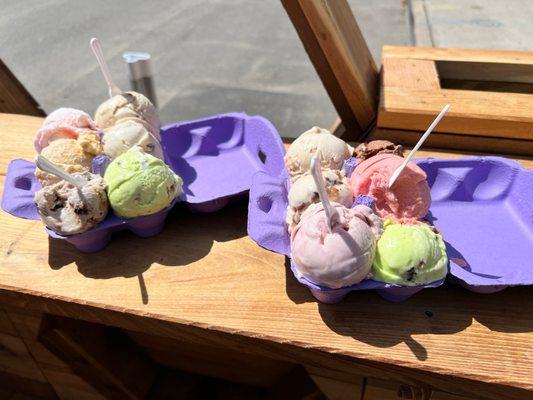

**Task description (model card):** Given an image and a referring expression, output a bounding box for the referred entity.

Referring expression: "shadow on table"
[315,287,473,361]
[48,201,249,302]
[283,264,533,361]
[283,257,316,305]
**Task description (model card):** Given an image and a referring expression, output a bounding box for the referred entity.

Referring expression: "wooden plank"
[0,113,42,175]
[39,315,156,399]
[305,365,364,400]
[263,365,322,400]
[24,339,67,368]
[0,369,57,400]
[383,46,533,65]
[127,329,296,388]
[436,60,533,85]
[308,375,362,400]
[0,308,18,336]
[39,364,104,400]
[361,378,403,400]
[2,286,533,400]
[0,113,533,400]
[379,46,533,146]
[371,127,533,157]
[0,332,48,383]
[363,378,479,400]
[382,58,440,89]
[281,0,377,138]
[6,310,43,340]
[0,60,45,117]
[430,390,480,400]
[379,86,533,139]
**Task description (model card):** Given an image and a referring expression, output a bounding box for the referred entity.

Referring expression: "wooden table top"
[1,113,532,399]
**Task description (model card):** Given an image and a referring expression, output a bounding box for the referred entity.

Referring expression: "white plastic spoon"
[310,153,339,230]
[35,155,87,188]
[90,37,122,98]
[388,104,451,188]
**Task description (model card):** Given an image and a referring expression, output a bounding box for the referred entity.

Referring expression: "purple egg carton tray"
[248,156,533,303]
[2,112,286,253]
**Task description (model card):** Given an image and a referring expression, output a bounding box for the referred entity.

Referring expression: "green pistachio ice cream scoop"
[104,149,182,218]
[372,220,448,286]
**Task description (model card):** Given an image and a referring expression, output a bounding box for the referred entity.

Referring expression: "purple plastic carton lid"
[162,112,286,204]
[415,156,533,287]
[2,112,286,223]
[2,159,41,220]
[248,155,533,289]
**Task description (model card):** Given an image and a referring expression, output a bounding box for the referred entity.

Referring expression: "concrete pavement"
[0,1,531,137]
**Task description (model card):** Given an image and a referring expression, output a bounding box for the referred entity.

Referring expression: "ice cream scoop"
[34,172,108,235]
[35,131,103,186]
[102,119,163,160]
[354,140,403,162]
[286,169,352,232]
[95,91,160,138]
[34,108,98,152]
[104,149,182,218]
[285,126,353,180]
[350,153,431,222]
[372,221,448,286]
[291,203,383,289]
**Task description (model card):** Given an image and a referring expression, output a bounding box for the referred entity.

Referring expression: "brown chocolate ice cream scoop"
[354,140,403,161]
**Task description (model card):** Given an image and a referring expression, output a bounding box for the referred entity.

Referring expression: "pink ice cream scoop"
[291,203,383,289]
[349,153,431,222]
[34,108,98,152]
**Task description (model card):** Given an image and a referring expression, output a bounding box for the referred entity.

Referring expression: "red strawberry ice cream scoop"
[349,153,431,223]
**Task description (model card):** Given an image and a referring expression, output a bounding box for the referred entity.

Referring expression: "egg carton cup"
[2,112,286,252]
[248,156,533,303]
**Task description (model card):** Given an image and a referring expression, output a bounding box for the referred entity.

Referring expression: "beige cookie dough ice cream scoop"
[286,169,353,233]
[35,131,103,187]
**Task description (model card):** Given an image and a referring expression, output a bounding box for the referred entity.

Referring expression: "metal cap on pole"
[122,52,158,107]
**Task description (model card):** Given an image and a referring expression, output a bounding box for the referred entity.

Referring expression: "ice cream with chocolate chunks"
[354,140,403,162]
[34,172,108,235]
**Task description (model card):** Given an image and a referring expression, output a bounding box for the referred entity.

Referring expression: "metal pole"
[122,52,158,107]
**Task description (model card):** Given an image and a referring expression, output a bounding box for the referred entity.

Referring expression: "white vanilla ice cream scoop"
[284,126,353,180]
[95,91,160,139]
[102,119,164,160]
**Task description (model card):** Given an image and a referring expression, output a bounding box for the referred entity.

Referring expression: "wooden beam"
[126,329,296,388]
[38,315,156,400]
[281,0,378,139]
[0,369,58,399]
[383,46,533,65]
[370,127,533,156]
[264,365,322,400]
[0,59,45,117]
[378,46,533,150]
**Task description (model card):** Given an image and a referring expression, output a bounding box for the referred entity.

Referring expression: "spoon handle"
[36,155,86,188]
[90,38,122,97]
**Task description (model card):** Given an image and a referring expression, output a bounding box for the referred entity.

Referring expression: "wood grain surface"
[0,114,532,400]
[0,60,45,117]
[379,45,533,149]
[383,46,533,65]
